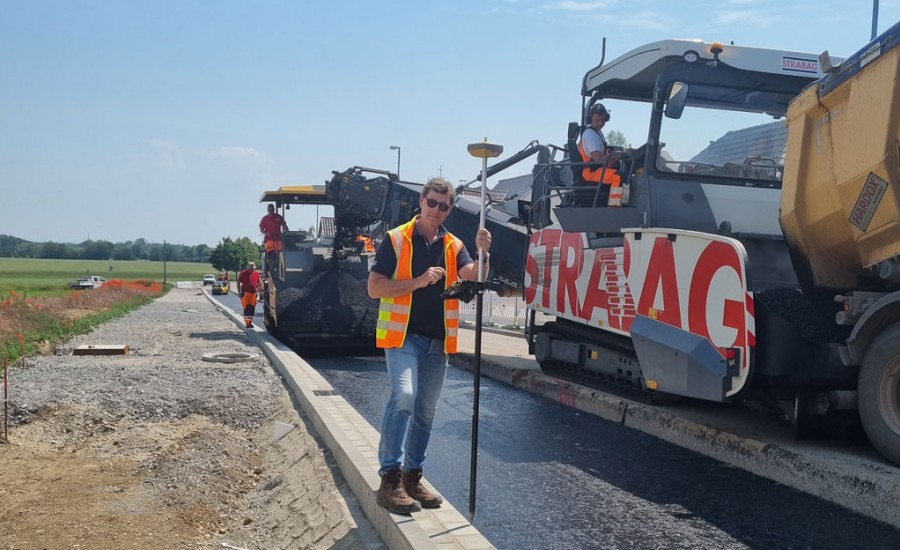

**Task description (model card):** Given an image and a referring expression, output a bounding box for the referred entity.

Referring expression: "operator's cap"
[588,102,611,122]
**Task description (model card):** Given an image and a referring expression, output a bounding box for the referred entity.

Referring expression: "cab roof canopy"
[259,185,331,206]
[582,39,834,115]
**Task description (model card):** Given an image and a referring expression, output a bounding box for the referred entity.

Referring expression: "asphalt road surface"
[212,292,900,549]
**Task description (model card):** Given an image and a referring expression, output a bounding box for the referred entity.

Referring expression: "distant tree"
[210,237,259,278]
[234,236,262,274]
[0,235,29,257]
[148,245,163,262]
[39,241,67,259]
[307,225,317,239]
[607,130,631,148]
[12,241,38,258]
[131,238,148,259]
[165,244,184,262]
[112,243,136,260]
[82,240,115,260]
[193,244,210,262]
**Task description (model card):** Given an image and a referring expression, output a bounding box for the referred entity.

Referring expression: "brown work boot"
[376,469,421,514]
[402,469,443,508]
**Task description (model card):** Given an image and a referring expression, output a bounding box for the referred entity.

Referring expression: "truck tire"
[858,323,900,466]
[264,304,278,337]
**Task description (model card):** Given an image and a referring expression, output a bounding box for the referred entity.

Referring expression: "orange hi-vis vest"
[578,131,623,207]
[376,217,463,353]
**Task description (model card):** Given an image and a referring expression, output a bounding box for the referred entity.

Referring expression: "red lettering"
[579,250,611,322]
[623,237,631,278]
[539,229,562,309]
[557,232,583,315]
[745,293,756,348]
[688,241,745,346]
[523,242,539,306]
[637,237,682,327]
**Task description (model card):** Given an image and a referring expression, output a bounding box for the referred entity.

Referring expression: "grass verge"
[0,280,165,363]
[0,258,215,290]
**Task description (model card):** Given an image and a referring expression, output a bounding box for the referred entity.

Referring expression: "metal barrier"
[457,293,553,328]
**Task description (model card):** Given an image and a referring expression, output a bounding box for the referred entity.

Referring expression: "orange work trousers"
[241,291,257,320]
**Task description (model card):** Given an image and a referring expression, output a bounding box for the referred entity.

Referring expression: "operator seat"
[566,122,610,207]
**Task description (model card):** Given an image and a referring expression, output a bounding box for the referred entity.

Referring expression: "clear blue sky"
[2,0,897,246]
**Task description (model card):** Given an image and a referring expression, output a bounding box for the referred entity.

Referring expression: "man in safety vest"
[368,176,491,514]
[578,102,625,206]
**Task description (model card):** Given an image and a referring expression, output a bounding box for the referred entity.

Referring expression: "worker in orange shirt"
[237,262,261,328]
[259,204,289,276]
[356,234,375,253]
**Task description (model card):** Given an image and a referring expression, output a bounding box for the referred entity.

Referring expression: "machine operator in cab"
[578,102,625,206]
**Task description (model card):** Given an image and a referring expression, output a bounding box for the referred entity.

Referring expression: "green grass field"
[0,258,216,291]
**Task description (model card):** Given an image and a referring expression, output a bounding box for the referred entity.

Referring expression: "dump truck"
[504,24,900,465]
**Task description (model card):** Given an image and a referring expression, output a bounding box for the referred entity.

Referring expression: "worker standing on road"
[578,102,624,206]
[259,204,289,276]
[356,234,375,253]
[237,261,260,329]
[367,177,492,515]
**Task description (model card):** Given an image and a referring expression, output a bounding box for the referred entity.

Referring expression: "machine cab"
[534,38,834,289]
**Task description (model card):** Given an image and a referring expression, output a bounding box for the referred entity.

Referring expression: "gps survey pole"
[465,139,503,521]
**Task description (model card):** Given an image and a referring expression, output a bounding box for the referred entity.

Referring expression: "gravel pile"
[2,288,381,549]
[10,297,282,430]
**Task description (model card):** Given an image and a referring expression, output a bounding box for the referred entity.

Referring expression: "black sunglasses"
[424,197,452,212]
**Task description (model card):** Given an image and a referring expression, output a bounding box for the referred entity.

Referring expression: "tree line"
[0,235,212,263]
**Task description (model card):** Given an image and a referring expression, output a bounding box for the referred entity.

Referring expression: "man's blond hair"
[421,177,456,202]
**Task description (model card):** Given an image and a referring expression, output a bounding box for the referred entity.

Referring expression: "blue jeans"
[378,333,448,476]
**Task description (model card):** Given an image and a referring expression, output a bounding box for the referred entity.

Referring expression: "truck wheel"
[264,304,278,337]
[792,391,817,440]
[858,324,900,466]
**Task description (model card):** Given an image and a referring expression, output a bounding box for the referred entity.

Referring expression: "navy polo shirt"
[371,222,474,340]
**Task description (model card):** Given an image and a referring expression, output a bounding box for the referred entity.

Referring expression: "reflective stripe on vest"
[578,134,622,188]
[376,216,463,354]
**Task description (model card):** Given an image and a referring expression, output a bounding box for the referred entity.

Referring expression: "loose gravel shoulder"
[0,287,382,550]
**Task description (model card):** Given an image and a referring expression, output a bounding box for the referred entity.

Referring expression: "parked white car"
[68,275,107,290]
[203,274,216,286]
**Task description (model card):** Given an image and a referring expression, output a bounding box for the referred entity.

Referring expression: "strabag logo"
[782,56,819,74]
[849,172,889,231]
